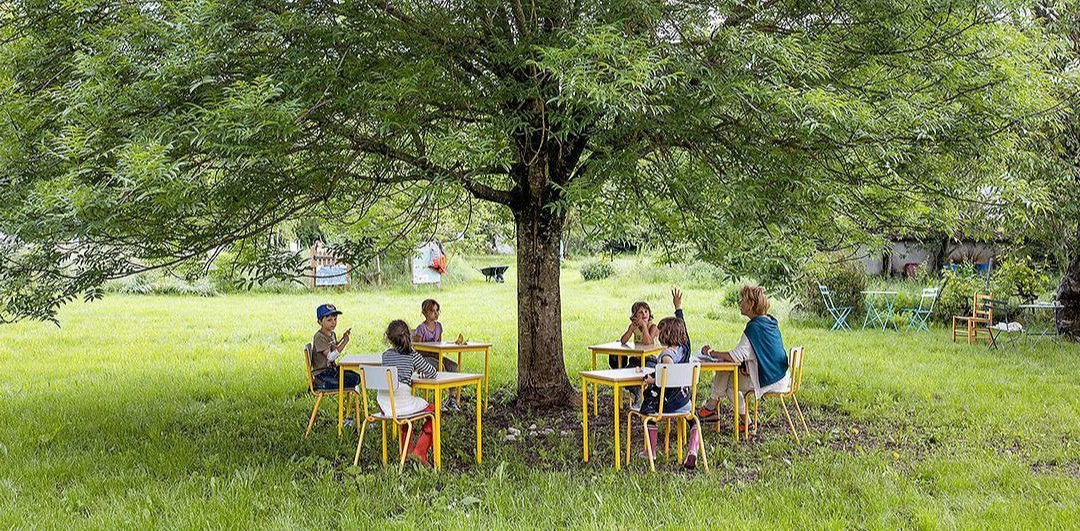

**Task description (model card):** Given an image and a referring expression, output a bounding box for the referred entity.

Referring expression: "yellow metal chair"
[952,293,993,344]
[625,363,708,472]
[743,346,809,443]
[303,347,360,439]
[352,366,437,472]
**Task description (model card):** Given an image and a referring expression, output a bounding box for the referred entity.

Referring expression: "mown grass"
[1,263,1078,528]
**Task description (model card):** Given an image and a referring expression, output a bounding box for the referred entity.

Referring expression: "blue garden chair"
[818,285,853,331]
[900,287,941,332]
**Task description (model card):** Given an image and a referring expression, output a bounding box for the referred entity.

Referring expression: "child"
[697,285,791,434]
[636,317,703,469]
[380,319,439,466]
[309,303,358,390]
[613,301,659,368]
[669,287,692,363]
[413,299,458,372]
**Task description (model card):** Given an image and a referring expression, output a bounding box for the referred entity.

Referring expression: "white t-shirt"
[729,333,791,399]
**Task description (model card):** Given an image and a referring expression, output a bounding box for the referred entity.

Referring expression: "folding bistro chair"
[303,346,360,439]
[352,366,437,471]
[818,285,853,331]
[985,298,1020,350]
[625,363,708,472]
[743,347,809,443]
[901,287,941,332]
[952,293,993,344]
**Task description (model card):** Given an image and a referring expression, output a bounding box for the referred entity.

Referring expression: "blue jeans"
[315,369,360,390]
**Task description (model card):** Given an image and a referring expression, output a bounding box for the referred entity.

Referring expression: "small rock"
[504,434,517,442]
[507,427,520,435]
[542,428,555,435]
[528,424,537,430]
[560,430,569,436]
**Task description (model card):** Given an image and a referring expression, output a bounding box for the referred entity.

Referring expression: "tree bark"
[512,199,577,408]
[1057,226,1080,340]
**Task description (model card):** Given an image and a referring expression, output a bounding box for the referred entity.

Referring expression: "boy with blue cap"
[309,303,358,390]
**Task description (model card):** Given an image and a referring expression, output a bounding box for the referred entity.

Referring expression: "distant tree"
[0,0,1069,405]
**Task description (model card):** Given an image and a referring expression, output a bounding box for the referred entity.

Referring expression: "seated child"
[413,298,458,372]
[636,317,703,469]
[309,303,358,390]
[697,285,791,433]
[380,319,439,466]
[613,301,659,368]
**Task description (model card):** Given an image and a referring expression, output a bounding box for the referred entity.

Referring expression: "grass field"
[1,263,1079,528]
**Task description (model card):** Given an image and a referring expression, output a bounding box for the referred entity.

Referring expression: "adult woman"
[697,285,790,432]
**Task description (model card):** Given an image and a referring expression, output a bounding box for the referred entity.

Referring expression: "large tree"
[0,0,1067,406]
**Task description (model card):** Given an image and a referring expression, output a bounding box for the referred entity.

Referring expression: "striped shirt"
[380,348,438,387]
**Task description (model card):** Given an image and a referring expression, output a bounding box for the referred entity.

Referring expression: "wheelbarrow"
[479,265,510,283]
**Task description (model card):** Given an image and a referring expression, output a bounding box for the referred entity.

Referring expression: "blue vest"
[744,315,789,387]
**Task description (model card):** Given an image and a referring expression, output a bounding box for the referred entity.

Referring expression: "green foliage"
[939,257,1057,319]
[105,272,218,297]
[580,260,616,281]
[800,256,868,318]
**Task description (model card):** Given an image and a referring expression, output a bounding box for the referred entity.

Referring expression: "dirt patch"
[1030,460,1080,479]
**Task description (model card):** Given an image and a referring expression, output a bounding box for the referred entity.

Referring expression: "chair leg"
[304,394,323,439]
[664,419,671,456]
[792,395,810,436]
[694,417,709,473]
[353,419,368,466]
[353,395,362,434]
[676,418,684,463]
[643,423,656,472]
[381,422,388,465]
[779,396,799,443]
[751,394,759,436]
[399,422,413,473]
[625,412,633,466]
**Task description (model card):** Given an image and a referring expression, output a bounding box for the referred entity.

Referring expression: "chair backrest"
[818,285,837,311]
[361,365,401,418]
[303,345,315,394]
[654,363,700,415]
[789,346,805,394]
[919,288,941,313]
[973,293,993,321]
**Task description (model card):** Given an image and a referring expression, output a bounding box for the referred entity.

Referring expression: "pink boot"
[683,424,701,469]
[639,425,659,459]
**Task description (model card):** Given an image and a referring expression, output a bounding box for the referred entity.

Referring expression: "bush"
[105,272,219,297]
[799,256,867,318]
[937,257,1056,320]
[580,260,616,281]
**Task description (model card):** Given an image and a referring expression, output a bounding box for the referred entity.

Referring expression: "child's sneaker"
[697,405,718,421]
[682,454,697,470]
[442,396,460,412]
[344,418,355,428]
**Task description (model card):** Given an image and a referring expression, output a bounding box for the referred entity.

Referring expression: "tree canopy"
[1,0,1073,404]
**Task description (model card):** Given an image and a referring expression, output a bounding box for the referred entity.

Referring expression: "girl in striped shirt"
[380,319,438,466]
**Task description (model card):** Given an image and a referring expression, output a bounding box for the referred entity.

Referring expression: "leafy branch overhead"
[0,0,1073,325]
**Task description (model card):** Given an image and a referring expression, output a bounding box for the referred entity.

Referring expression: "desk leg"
[592,352,598,417]
[581,381,590,463]
[475,381,482,464]
[438,352,444,371]
[733,370,740,442]
[483,347,490,409]
[613,385,622,470]
[433,389,443,471]
[455,352,463,401]
[338,365,345,437]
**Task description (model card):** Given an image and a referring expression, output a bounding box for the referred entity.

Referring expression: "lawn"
[1,265,1078,528]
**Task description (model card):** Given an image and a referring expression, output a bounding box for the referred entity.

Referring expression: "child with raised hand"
[380,319,439,466]
[636,317,703,469]
[612,301,659,368]
[309,303,358,390]
[413,298,458,372]
[696,285,791,434]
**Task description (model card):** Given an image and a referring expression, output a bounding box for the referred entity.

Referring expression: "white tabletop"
[588,341,664,352]
[1019,302,1063,309]
[861,291,898,295]
[414,341,492,349]
[412,372,484,385]
[336,354,382,366]
[580,367,655,382]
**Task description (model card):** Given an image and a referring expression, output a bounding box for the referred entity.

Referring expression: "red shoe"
[697,405,718,421]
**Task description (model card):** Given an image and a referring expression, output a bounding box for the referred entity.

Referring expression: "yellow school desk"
[698,361,742,441]
[586,342,664,415]
[413,341,492,408]
[336,354,382,436]
[412,372,483,471]
[579,367,654,470]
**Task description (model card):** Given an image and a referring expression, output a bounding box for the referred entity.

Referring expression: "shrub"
[106,272,219,297]
[580,260,616,281]
[799,256,867,318]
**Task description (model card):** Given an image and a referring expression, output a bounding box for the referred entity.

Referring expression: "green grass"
[1,263,1078,528]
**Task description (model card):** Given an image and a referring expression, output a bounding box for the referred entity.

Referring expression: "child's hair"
[739,285,770,316]
[630,301,653,320]
[386,319,413,353]
[421,299,440,314]
[657,317,689,348]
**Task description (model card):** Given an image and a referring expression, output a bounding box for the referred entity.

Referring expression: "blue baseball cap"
[316,303,343,321]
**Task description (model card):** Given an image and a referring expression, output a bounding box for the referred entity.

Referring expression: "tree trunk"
[1057,227,1080,340]
[513,201,577,408]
